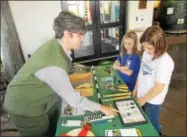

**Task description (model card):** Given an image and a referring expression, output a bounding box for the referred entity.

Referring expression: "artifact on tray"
[75,82,93,97]
[75,87,93,97]
[102,95,131,102]
[61,100,85,117]
[70,63,91,74]
[104,66,112,75]
[75,82,92,89]
[107,85,129,92]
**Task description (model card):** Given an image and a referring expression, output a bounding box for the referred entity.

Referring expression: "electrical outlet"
[135,15,145,28]
[177,18,184,25]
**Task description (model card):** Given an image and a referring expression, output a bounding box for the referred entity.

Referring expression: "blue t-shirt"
[116,53,140,91]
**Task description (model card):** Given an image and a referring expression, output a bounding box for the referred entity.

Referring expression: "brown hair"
[140,26,168,59]
[53,11,86,39]
[120,30,138,57]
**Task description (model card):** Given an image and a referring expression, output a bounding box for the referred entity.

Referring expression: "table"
[55,65,159,136]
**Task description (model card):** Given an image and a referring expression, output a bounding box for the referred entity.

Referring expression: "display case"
[61,1,126,62]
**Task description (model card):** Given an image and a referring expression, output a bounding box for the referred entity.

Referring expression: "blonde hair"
[120,30,138,57]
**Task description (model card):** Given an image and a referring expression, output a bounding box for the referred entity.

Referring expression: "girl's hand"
[137,97,146,106]
[132,90,137,97]
[115,61,120,66]
[113,61,121,70]
[113,64,120,70]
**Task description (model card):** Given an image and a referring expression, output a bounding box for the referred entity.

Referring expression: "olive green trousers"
[9,103,59,137]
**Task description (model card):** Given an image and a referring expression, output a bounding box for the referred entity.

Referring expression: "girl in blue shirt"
[113,30,140,91]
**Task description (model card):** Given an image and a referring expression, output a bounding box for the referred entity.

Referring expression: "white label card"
[167,7,174,15]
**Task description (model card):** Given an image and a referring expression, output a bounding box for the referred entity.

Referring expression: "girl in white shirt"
[133,26,174,135]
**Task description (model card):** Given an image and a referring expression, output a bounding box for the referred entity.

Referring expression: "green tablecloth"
[55,65,159,136]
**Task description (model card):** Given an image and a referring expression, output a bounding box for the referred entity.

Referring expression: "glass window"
[100,1,120,23]
[74,31,94,58]
[66,1,92,25]
[101,27,120,53]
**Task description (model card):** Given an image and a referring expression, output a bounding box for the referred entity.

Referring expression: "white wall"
[126,1,154,30]
[126,1,154,50]
[8,1,61,60]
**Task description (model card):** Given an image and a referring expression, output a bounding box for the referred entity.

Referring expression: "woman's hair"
[120,30,138,57]
[140,26,168,59]
[53,11,86,39]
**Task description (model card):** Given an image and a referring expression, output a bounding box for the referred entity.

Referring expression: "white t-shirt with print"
[137,52,174,105]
